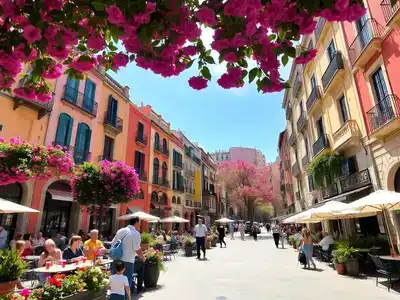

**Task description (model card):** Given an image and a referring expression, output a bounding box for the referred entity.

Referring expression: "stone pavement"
[139,230,400,300]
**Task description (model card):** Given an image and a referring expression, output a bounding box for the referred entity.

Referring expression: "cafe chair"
[369,254,399,292]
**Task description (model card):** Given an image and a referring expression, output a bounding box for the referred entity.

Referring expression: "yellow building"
[284,18,379,232]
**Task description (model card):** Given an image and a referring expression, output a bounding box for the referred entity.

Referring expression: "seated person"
[39,239,62,267]
[83,229,105,261]
[63,236,85,263]
[22,233,33,256]
[319,231,335,251]
[15,240,25,257]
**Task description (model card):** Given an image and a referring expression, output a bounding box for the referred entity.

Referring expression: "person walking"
[298,228,316,269]
[271,222,281,248]
[109,260,131,300]
[194,218,207,260]
[111,217,145,294]
[238,222,245,241]
[217,225,226,248]
[251,223,258,241]
[229,222,235,240]
[266,223,271,233]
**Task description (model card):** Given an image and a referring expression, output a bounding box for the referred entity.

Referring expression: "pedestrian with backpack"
[110,217,145,295]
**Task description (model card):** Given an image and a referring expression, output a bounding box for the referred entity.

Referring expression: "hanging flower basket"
[0,137,74,186]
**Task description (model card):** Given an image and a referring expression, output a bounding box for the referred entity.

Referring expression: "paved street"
[140,230,400,300]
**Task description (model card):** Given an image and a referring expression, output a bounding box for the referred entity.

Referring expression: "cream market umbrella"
[346,190,400,252]
[160,216,189,223]
[282,209,320,224]
[215,217,234,223]
[118,211,160,222]
[0,198,39,213]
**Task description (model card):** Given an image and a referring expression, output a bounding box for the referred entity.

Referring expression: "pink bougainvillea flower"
[42,62,62,79]
[22,25,41,44]
[105,4,125,25]
[295,49,318,65]
[182,46,198,56]
[195,7,217,26]
[223,52,238,63]
[47,43,70,60]
[70,56,98,72]
[112,52,129,69]
[188,76,208,90]
[88,33,105,50]
[43,0,63,11]
[36,92,52,102]
[13,87,37,100]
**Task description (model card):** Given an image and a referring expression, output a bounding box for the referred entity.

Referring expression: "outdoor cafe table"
[33,259,112,274]
[380,255,400,261]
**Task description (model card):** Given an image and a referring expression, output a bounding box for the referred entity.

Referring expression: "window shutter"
[83,79,96,112]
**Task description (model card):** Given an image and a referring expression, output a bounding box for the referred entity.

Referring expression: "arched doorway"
[40,180,74,238]
[0,183,22,239]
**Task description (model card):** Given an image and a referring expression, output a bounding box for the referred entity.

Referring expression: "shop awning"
[48,189,73,202]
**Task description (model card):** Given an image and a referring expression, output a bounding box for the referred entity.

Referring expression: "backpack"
[109,230,129,260]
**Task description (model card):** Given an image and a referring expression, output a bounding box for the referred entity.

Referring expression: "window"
[55,113,74,147]
[304,137,310,158]
[316,117,324,137]
[103,136,114,161]
[153,158,159,184]
[137,122,144,139]
[340,156,357,177]
[162,162,168,181]
[356,15,370,49]
[327,40,336,62]
[83,79,96,112]
[106,96,118,126]
[64,76,79,103]
[310,75,316,90]
[162,138,168,153]
[134,151,145,175]
[173,170,176,189]
[154,133,160,150]
[74,123,91,164]
[177,197,181,204]
[372,67,389,103]
[172,196,176,204]
[338,95,349,125]
[173,150,183,168]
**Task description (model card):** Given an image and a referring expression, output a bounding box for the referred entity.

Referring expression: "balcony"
[13,80,53,119]
[291,162,300,176]
[322,182,339,199]
[302,154,309,168]
[135,134,148,146]
[340,169,371,193]
[306,86,321,114]
[159,178,169,188]
[348,19,383,70]
[135,169,147,182]
[286,102,292,120]
[312,134,330,157]
[97,154,114,162]
[314,18,326,42]
[333,120,361,152]
[104,112,123,134]
[162,149,170,157]
[366,95,400,139]
[61,85,98,117]
[296,110,307,132]
[185,169,195,178]
[322,52,345,93]
[292,74,302,97]
[381,0,400,28]
[173,185,184,192]
[52,142,91,164]
[289,132,296,147]
[152,177,159,185]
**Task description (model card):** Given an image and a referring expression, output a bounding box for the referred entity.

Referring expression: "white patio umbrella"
[160,216,189,223]
[282,209,320,224]
[118,211,160,222]
[345,190,400,252]
[215,217,234,223]
[0,198,39,213]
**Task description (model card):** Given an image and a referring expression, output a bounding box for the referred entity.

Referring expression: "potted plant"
[334,241,359,276]
[206,235,213,249]
[143,248,165,288]
[0,249,28,296]
[141,232,153,251]
[183,236,194,257]
[288,235,295,246]
[332,249,346,275]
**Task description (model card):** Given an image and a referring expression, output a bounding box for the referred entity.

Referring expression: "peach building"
[211,147,266,167]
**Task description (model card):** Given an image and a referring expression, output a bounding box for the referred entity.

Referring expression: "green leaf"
[249,68,258,84]
[129,54,136,62]
[91,1,107,11]
[241,70,248,80]
[186,59,194,69]
[268,34,276,41]
[201,66,211,81]
[205,49,211,57]
[278,28,287,40]
[238,59,248,68]
[108,43,118,52]
[77,44,87,52]
[281,55,289,66]
[286,47,296,58]
[204,56,215,64]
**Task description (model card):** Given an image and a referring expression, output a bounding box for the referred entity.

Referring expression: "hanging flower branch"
[0,0,368,95]
[0,137,74,186]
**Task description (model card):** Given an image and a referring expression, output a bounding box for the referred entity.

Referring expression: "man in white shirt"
[0,226,8,250]
[319,232,335,251]
[194,218,208,260]
[111,217,145,294]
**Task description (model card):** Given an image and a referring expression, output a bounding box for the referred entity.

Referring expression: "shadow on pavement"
[136,285,164,299]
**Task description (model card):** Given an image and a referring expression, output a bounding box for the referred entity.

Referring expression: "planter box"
[345,259,359,276]
[64,289,107,300]
[184,245,193,257]
[144,263,160,288]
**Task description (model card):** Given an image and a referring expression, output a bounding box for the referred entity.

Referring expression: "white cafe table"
[34,261,94,273]
[24,255,40,261]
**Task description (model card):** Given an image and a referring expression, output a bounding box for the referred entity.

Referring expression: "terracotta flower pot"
[0,280,18,296]
[335,263,346,275]
[206,240,211,249]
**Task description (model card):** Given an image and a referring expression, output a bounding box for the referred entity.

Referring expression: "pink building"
[211,147,266,167]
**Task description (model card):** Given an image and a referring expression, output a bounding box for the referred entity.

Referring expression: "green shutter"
[55,113,73,147]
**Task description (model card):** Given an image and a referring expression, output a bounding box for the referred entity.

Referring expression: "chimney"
[123,86,130,98]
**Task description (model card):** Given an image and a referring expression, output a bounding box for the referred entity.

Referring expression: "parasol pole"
[382,209,396,255]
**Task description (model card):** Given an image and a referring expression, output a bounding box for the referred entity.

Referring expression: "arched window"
[74,122,91,164]
[151,191,158,202]
[153,158,159,184]
[154,133,160,150]
[177,197,181,204]
[162,162,168,182]
[172,196,176,203]
[55,113,73,147]
[162,138,168,153]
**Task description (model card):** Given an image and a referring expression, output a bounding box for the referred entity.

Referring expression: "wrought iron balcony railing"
[135,134,148,146]
[381,0,400,24]
[340,169,371,193]
[306,86,321,112]
[322,51,344,91]
[62,85,98,116]
[291,162,299,175]
[312,134,330,156]
[104,112,123,132]
[314,18,326,42]
[322,182,339,199]
[297,110,307,132]
[302,154,309,168]
[366,95,400,132]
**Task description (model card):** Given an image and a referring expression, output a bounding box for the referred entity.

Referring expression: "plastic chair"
[369,254,399,292]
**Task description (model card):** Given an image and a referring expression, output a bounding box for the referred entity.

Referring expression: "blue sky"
[111,59,291,162]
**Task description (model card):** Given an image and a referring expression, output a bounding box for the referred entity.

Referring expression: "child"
[109,261,131,300]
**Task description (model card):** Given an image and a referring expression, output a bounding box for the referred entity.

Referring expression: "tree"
[0,0,369,96]
[217,160,274,221]
[71,160,140,234]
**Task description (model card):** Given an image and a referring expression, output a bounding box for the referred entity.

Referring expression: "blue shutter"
[74,123,91,163]
[83,79,96,113]
[65,77,80,103]
[55,113,73,147]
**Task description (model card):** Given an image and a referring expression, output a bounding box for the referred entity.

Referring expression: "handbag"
[109,230,129,260]
[298,250,306,266]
